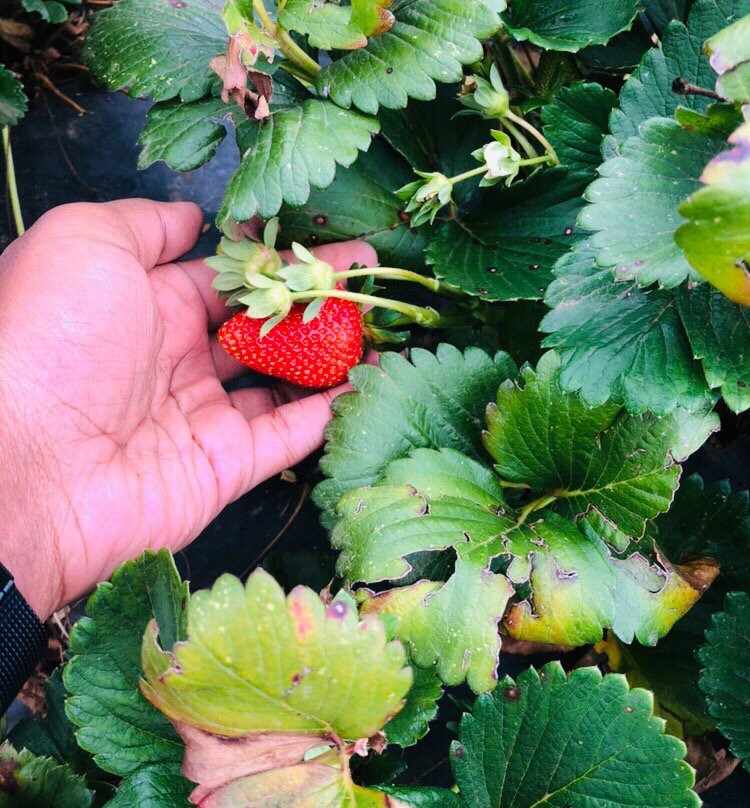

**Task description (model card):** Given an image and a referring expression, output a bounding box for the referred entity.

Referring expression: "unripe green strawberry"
[218,298,364,388]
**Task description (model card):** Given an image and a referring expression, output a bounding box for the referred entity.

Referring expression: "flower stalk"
[2,127,25,237]
[252,0,321,78]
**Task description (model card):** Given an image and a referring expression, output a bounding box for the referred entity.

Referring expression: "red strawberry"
[218,298,364,388]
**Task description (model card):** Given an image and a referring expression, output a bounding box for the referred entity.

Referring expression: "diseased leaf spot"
[328,601,348,620]
[502,685,521,703]
[313,214,328,226]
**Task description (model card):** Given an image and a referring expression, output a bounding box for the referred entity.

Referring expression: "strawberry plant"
[4,0,750,806]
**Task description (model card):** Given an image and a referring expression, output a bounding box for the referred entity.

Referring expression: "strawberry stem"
[2,127,24,237]
[504,110,559,166]
[289,289,446,327]
[252,0,321,77]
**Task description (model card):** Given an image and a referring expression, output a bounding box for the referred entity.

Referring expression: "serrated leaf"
[425,172,583,301]
[314,345,518,519]
[451,663,699,808]
[141,569,412,805]
[83,0,225,102]
[501,0,640,52]
[279,0,369,49]
[64,550,188,776]
[0,65,27,127]
[610,0,750,144]
[706,12,750,102]
[0,748,94,808]
[277,140,428,270]
[314,0,502,114]
[138,97,231,171]
[21,0,68,23]
[541,81,618,182]
[330,351,718,688]
[377,786,462,807]
[218,94,378,222]
[698,590,750,769]
[542,241,710,414]
[103,764,192,808]
[677,283,750,412]
[645,0,692,31]
[382,666,442,748]
[581,117,726,288]
[676,121,750,306]
[649,474,750,598]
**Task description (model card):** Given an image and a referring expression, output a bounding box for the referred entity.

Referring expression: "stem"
[515,493,557,527]
[499,117,538,160]
[448,164,489,184]
[671,78,724,101]
[2,127,25,237]
[518,155,554,168]
[290,289,445,326]
[335,267,440,292]
[504,110,559,165]
[252,0,320,77]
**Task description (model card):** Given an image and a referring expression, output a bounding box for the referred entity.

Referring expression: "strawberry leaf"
[610,0,750,144]
[580,117,727,289]
[383,667,443,748]
[314,345,518,520]
[698,591,750,770]
[705,12,750,103]
[278,0,370,50]
[541,241,710,414]
[101,764,192,808]
[277,140,428,270]
[64,550,188,776]
[314,0,503,114]
[141,569,413,806]
[502,0,641,52]
[138,97,231,172]
[218,75,378,222]
[83,0,226,102]
[676,121,750,306]
[451,663,699,808]
[0,65,27,127]
[0,748,94,808]
[330,351,718,689]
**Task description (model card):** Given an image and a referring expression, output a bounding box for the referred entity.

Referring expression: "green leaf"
[0,65,27,127]
[377,786,462,807]
[698,590,750,769]
[277,140,428,270]
[649,474,750,598]
[138,97,231,171]
[314,345,518,519]
[21,0,68,22]
[0,748,94,808]
[676,121,750,306]
[645,0,692,31]
[581,117,726,288]
[705,11,750,102]
[218,95,378,222]
[541,241,711,414]
[610,0,750,144]
[103,764,192,808]
[141,569,412,806]
[541,81,618,182]
[425,172,583,301]
[483,351,714,537]
[64,550,188,776]
[82,0,226,102]
[677,283,750,412]
[332,352,717,688]
[314,0,502,114]
[279,0,369,49]
[451,663,699,808]
[383,666,443,747]
[502,0,640,52]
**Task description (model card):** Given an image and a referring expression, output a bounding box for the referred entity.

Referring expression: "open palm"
[0,199,375,618]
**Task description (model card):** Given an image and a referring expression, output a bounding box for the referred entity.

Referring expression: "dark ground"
[5,74,750,803]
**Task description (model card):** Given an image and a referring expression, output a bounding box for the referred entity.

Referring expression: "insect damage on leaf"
[140,570,413,805]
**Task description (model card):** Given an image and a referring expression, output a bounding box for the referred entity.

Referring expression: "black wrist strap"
[0,569,47,715]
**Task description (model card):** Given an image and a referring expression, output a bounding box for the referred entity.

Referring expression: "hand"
[0,199,376,619]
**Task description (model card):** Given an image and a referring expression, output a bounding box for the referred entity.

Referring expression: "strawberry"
[218,297,364,388]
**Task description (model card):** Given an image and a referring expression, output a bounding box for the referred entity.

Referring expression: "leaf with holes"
[580,117,727,289]
[676,121,750,306]
[451,663,699,808]
[83,0,226,102]
[698,591,750,769]
[141,569,413,806]
[502,0,641,52]
[314,0,503,114]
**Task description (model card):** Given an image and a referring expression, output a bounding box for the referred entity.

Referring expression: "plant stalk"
[334,266,470,301]
[2,127,24,237]
[290,289,445,326]
[252,0,321,77]
[504,109,559,165]
[498,117,538,160]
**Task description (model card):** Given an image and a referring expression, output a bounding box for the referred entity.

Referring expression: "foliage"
[9,0,750,804]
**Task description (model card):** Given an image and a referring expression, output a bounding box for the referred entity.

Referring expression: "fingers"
[244,385,346,488]
[27,199,204,270]
[184,239,379,332]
